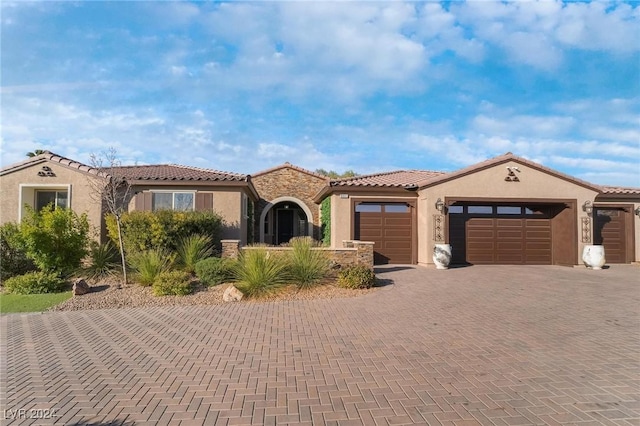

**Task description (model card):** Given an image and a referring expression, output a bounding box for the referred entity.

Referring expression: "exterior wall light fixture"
[635,206,640,218]
[435,198,444,213]
[582,201,593,215]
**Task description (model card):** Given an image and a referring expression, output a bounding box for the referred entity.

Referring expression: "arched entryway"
[259,197,314,245]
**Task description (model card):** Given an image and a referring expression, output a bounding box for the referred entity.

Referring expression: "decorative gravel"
[50,279,381,311]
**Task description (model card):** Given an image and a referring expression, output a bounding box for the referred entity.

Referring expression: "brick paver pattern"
[1,265,639,425]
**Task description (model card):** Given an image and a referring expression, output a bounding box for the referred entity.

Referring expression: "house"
[0,152,258,244]
[1,151,638,266]
[315,152,640,266]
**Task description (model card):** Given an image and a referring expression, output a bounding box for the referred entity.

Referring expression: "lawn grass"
[0,291,72,313]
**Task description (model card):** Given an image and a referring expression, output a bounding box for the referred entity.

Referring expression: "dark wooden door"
[276,209,294,245]
[594,208,628,263]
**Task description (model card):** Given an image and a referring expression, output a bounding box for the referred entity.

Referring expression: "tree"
[88,148,132,286]
[315,169,358,179]
[26,149,47,157]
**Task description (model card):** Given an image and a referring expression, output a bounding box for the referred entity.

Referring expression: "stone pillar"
[342,240,355,248]
[353,241,375,269]
[221,239,241,259]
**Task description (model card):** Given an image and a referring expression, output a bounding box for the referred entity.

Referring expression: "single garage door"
[594,207,629,263]
[449,205,552,265]
[355,202,413,264]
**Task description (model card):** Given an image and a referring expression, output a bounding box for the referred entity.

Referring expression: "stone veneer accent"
[221,240,375,269]
[252,166,328,240]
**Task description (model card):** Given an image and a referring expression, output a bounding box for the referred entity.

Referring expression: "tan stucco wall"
[417,161,600,265]
[0,161,105,239]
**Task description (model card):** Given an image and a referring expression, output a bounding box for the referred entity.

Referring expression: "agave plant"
[83,241,120,280]
[288,237,330,290]
[233,248,290,298]
[176,234,214,274]
[128,248,175,286]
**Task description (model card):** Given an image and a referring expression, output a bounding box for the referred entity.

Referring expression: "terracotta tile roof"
[331,170,444,188]
[600,186,640,195]
[0,151,107,177]
[252,162,329,180]
[108,164,249,182]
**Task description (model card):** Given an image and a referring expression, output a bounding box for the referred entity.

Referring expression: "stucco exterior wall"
[0,161,105,239]
[252,167,327,241]
[417,161,601,265]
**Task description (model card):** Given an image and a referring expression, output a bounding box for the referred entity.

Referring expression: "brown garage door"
[355,202,413,264]
[594,207,629,263]
[449,205,552,265]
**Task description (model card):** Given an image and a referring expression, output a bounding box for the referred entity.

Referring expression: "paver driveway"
[1,265,639,426]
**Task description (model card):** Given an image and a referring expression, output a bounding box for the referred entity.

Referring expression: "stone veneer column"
[353,241,375,269]
[221,240,241,259]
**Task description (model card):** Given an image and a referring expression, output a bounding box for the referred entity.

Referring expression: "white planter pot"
[433,244,452,270]
[582,245,606,270]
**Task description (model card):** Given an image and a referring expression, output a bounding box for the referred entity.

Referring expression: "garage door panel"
[453,206,553,265]
[594,208,628,264]
[356,204,413,264]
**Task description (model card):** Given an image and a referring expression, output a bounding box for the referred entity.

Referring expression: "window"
[152,192,194,211]
[36,190,68,211]
[384,204,409,213]
[468,205,493,214]
[448,205,463,214]
[355,203,382,213]
[497,206,522,215]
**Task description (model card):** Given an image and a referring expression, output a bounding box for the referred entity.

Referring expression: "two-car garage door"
[449,204,553,265]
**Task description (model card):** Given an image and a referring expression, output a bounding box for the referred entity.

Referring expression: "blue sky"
[1,1,639,186]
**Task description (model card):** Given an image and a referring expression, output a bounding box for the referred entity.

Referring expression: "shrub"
[177,234,214,274]
[320,198,331,246]
[3,271,67,295]
[83,241,120,280]
[337,265,376,289]
[128,248,175,286]
[233,248,290,298]
[0,222,36,281]
[288,237,330,289]
[195,257,236,287]
[19,206,90,275]
[106,210,223,254]
[152,271,192,296]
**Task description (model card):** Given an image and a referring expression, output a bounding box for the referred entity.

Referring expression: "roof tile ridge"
[169,163,248,178]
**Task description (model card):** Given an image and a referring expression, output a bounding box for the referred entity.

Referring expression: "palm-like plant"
[128,248,175,286]
[83,241,120,280]
[288,237,330,290]
[176,234,214,274]
[233,248,290,298]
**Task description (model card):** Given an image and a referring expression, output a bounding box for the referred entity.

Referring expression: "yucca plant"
[176,234,214,274]
[288,237,330,290]
[233,248,290,298]
[83,241,120,280]
[128,248,175,286]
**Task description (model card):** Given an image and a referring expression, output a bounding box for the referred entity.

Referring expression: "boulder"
[73,279,90,296]
[223,285,243,302]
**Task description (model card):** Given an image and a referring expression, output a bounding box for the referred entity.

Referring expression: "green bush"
[288,237,330,290]
[337,265,376,289]
[152,271,192,296]
[233,248,290,298]
[320,198,331,246]
[195,257,236,286]
[106,210,223,254]
[3,271,67,295]
[128,248,175,286]
[83,241,120,280]
[0,222,36,281]
[177,234,214,274]
[19,206,90,275]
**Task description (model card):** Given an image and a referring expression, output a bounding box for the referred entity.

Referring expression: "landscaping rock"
[73,279,90,296]
[223,285,243,302]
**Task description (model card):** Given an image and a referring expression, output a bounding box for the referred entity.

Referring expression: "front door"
[276,209,295,245]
